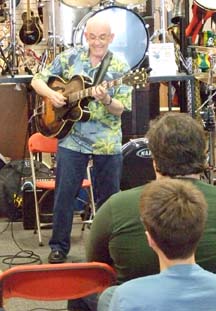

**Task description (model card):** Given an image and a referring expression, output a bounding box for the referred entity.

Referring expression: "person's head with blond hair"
[140,178,207,263]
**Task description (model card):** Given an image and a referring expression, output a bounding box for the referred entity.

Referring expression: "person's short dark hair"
[140,179,207,259]
[146,112,207,176]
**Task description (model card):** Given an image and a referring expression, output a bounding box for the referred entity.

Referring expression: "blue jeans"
[49,147,122,255]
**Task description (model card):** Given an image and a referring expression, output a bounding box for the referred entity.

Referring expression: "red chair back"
[0,262,116,306]
[28,132,58,154]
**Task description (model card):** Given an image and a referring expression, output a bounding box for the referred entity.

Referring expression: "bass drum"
[73,6,149,70]
[43,1,90,47]
[194,0,216,10]
[121,138,156,190]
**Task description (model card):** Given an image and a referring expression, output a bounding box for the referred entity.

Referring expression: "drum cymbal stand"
[0,44,14,76]
[150,0,167,43]
[197,54,216,185]
[5,0,19,75]
[0,0,16,76]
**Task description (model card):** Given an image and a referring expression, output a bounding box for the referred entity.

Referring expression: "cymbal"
[195,72,216,85]
[193,46,216,54]
[61,0,99,8]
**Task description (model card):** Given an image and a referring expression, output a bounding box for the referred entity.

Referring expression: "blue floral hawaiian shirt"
[33,47,132,154]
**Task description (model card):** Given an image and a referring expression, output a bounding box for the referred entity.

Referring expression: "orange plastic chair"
[0,262,117,309]
[28,132,96,246]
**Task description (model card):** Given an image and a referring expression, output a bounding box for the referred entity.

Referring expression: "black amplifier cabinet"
[121,83,160,144]
[22,188,54,230]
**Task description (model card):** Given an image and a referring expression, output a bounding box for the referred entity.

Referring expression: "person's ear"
[84,32,88,42]
[152,159,162,179]
[152,159,157,173]
[145,231,158,252]
[109,33,114,43]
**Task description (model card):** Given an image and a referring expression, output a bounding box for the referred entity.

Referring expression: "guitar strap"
[93,50,113,86]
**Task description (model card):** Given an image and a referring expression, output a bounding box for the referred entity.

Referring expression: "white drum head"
[194,0,216,10]
[73,6,149,69]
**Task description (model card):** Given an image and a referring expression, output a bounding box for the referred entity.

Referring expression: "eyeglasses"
[88,34,111,42]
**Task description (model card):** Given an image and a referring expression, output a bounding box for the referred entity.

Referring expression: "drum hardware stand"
[150,0,167,43]
[99,0,115,8]
[6,0,19,75]
[0,43,14,76]
[196,55,216,185]
[160,0,166,43]
[50,0,57,59]
[43,0,61,60]
[39,0,64,70]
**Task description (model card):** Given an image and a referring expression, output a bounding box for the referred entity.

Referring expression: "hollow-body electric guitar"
[34,68,148,139]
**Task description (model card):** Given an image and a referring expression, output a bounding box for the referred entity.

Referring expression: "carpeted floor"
[0,215,90,311]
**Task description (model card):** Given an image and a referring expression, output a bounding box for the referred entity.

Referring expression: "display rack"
[149,72,195,116]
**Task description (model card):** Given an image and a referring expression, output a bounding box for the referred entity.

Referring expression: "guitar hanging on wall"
[34,68,149,139]
[19,0,43,45]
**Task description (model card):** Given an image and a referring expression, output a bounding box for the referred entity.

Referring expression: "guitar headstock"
[122,68,149,88]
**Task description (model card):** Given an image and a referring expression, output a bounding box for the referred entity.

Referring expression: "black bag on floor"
[0,153,6,170]
[0,159,52,220]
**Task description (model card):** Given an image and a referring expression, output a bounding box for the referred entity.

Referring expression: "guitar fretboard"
[68,78,123,102]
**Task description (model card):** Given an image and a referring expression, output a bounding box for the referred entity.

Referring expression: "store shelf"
[149,72,195,116]
[0,75,33,84]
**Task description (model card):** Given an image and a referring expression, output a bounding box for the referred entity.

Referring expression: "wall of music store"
[0,0,216,80]
[0,0,37,74]
[0,0,152,76]
[0,0,93,75]
[0,0,216,94]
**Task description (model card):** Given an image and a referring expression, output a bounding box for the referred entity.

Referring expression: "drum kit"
[121,137,156,190]
[43,0,149,70]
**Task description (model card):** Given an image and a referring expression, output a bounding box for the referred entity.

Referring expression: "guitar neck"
[68,78,122,103]
[27,0,30,21]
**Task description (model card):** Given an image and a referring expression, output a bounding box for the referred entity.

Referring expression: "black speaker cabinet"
[122,83,160,144]
[22,188,54,230]
[22,187,86,229]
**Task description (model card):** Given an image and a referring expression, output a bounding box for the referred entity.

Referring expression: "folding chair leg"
[87,165,96,217]
[34,195,44,246]
[30,152,44,246]
[81,165,96,231]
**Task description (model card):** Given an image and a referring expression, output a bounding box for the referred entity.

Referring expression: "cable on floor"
[0,221,42,268]
[0,218,10,234]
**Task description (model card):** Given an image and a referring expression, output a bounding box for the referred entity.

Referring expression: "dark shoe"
[48,250,67,264]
